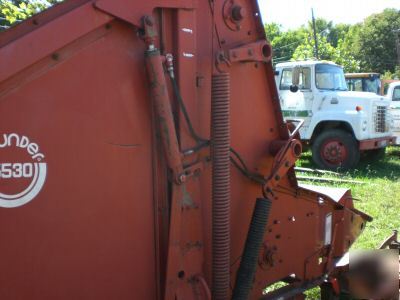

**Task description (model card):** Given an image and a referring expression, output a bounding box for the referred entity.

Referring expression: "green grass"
[296,146,400,299]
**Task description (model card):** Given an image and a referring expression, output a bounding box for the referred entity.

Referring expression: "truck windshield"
[394,86,400,101]
[346,77,381,94]
[315,64,348,91]
[364,77,381,94]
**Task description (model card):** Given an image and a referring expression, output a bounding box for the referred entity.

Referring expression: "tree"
[354,8,400,73]
[290,25,360,72]
[328,23,351,48]
[265,17,363,72]
[265,23,306,64]
[0,0,61,29]
[292,32,336,61]
[334,24,361,72]
[382,66,400,80]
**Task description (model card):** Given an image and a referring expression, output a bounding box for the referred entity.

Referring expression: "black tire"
[320,283,351,300]
[320,283,340,300]
[312,129,360,171]
[361,147,386,162]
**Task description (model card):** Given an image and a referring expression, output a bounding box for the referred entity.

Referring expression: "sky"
[258,0,400,30]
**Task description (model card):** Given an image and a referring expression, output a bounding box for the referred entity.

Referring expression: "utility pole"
[311,8,319,60]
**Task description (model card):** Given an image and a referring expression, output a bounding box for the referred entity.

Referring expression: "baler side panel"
[0,20,157,299]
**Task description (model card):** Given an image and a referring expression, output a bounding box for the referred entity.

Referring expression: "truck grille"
[374,106,388,133]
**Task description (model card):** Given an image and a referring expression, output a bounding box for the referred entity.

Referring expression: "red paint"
[0,1,371,299]
[320,138,348,167]
[359,136,394,150]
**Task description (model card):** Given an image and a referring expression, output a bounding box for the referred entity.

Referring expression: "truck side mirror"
[290,85,299,93]
[290,66,301,93]
[292,66,301,85]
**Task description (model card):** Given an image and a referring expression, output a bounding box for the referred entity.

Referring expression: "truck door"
[390,85,400,144]
[278,67,313,138]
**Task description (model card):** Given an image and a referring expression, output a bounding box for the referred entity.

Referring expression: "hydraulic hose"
[232,198,272,300]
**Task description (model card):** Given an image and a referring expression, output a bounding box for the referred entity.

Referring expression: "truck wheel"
[312,129,360,171]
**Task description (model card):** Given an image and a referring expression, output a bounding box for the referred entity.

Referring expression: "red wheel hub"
[320,139,348,166]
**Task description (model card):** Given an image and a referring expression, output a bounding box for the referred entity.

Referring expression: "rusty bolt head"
[231,5,246,22]
[52,53,60,61]
[179,174,187,184]
[144,16,154,26]
[274,175,280,181]
[166,53,173,61]
[193,169,201,177]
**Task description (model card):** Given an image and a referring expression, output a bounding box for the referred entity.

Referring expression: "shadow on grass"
[388,149,400,157]
[297,150,400,181]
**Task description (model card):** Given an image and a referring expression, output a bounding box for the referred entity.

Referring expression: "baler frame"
[0,1,373,299]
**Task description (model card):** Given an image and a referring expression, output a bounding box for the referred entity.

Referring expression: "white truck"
[275,60,394,170]
[386,81,400,144]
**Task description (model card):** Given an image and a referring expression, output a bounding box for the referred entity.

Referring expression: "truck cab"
[386,82,400,144]
[345,72,381,95]
[275,61,393,170]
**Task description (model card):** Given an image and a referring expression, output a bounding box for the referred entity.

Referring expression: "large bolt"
[231,5,245,21]
[179,174,187,184]
[144,16,153,26]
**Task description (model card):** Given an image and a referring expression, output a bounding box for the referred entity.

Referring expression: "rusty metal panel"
[0,3,112,82]
[0,20,156,299]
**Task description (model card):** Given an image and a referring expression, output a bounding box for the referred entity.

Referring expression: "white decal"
[183,52,194,58]
[182,28,193,34]
[0,133,47,208]
[324,213,332,245]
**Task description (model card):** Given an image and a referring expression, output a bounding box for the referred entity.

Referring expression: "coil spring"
[211,73,231,300]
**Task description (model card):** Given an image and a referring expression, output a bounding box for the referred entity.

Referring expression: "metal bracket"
[379,230,400,249]
[263,120,304,197]
[141,16,158,48]
[179,160,205,183]
[216,40,272,69]
[263,139,302,197]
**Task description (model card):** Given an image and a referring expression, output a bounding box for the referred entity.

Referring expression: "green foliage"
[0,0,61,29]
[265,8,400,75]
[265,23,307,64]
[266,18,360,72]
[327,23,351,48]
[382,66,400,80]
[354,8,400,74]
[292,33,336,61]
[334,24,361,72]
[290,26,360,72]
